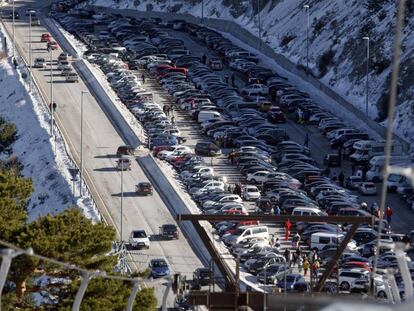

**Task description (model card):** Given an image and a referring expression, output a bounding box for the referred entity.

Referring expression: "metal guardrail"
[0,15,105,224]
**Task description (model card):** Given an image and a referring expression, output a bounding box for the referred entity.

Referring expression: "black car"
[159,224,179,239]
[192,268,211,288]
[135,182,153,196]
[323,154,340,167]
[195,141,221,156]
[116,145,135,157]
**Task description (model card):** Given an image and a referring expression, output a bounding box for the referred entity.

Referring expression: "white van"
[198,111,222,123]
[387,174,410,192]
[327,128,359,140]
[311,232,357,251]
[223,225,269,246]
[366,156,411,182]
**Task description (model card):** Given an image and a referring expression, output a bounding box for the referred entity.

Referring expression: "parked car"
[195,141,221,156]
[192,268,211,288]
[116,157,132,171]
[33,57,46,68]
[345,176,364,190]
[116,145,135,157]
[40,33,51,42]
[359,182,377,195]
[47,41,58,50]
[242,185,261,201]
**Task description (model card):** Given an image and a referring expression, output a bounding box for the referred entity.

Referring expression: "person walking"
[171,115,176,125]
[284,249,291,267]
[304,133,309,147]
[370,202,378,216]
[312,260,320,282]
[303,258,310,276]
[386,206,393,224]
[13,57,18,69]
[298,255,303,273]
[338,171,345,187]
[165,105,170,116]
[224,74,229,84]
[274,238,281,249]
[141,73,146,84]
[274,205,281,215]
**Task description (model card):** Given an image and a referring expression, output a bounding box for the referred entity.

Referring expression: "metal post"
[72,272,92,311]
[162,277,172,311]
[201,0,204,23]
[120,166,124,242]
[0,249,24,306]
[50,48,54,138]
[363,37,370,116]
[126,279,141,311]
[79,91,88,196]
[304,5,310,73]
[12,0,15,57]
[29,13,32,92]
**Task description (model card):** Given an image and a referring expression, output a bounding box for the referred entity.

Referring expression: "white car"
[358,182,377,195]
[181,167,214,181]
[202,195,243,209]
[246,171,270,184]
[242,185,261,201]
[157,145,191,160]
[241,84,269,96]
[128,230,150,249]
[338,268,370,291]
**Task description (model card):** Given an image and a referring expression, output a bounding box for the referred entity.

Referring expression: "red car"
[152,145,174,157]
[47,41,58,50]
[40,33,51,42]
[341,261,372,271]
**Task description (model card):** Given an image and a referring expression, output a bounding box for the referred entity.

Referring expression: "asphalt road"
[1,1,205,306]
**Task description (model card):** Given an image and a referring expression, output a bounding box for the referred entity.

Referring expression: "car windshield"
[163,225,176,231]
[133,231,146,238]
[153,260,167,268]
[286,275,297,282]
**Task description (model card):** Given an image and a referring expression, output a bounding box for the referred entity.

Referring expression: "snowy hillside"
[0,29,100,222]
[88,0,414,149]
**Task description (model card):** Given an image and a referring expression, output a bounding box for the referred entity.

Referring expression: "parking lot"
[54,8,414,299]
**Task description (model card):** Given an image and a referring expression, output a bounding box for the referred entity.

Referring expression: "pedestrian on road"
[303,258,310,276]
[171,115,176,125]
[224,74,229,84]
[370,202,378,216]
[231,74,235,87]
[165,105,170,116]
[274,205,281,215]
[325,166,331,177]
[13,57,18,69]
[386,206,393,224]
[312,260,320,281]
[163,105,167,115]
[360,202,368,211]
[284,249,290,264]
[274,238,281,249]
[338,171,345,187]
[298,255,303,273]
[304,133,309,147]
[141,73,145,84]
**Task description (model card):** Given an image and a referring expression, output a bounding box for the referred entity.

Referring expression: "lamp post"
[120,166,124,243]
[363,36,370,117]
[304,4,310,73]
[29,12,32,92]
[79,91,88,196]
[12,0,15,57]
[49,47,54,138]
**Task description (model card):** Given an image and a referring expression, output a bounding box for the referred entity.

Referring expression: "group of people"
[279,244,320,281]
[162,104,175,117]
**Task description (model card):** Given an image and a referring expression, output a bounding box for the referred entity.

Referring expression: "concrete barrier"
[74,59,141,149]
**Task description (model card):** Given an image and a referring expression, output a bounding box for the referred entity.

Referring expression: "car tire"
[340,282,350,291]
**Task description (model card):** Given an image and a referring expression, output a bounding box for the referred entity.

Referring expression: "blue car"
[150,258,170,278]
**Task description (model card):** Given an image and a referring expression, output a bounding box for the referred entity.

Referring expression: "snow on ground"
[86,0,414,151]
[0,25,100,222]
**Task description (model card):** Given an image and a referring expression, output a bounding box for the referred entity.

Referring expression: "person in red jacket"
[386,206,393,224]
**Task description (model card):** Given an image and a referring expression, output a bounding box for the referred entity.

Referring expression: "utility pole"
[304,4,310,73]
[120,166,124,243]
[29,12,32,92]
[363,36,370,117]
[12,0,15,57]
[79,91,88,196]
[49,47,54,138]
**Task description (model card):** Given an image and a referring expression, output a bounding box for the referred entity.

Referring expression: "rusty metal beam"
[314,223,360,292]
[177,214,372,224]
[191,220,235,291]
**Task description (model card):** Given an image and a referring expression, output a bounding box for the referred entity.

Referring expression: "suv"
[195,141,221,156]
[116,145,135,157]
[135,182,153,196]
[159,224,179,239]
[192,268,211,288]
[338,269,369,291]
[128,230,150,249]
[40,33,51,42]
